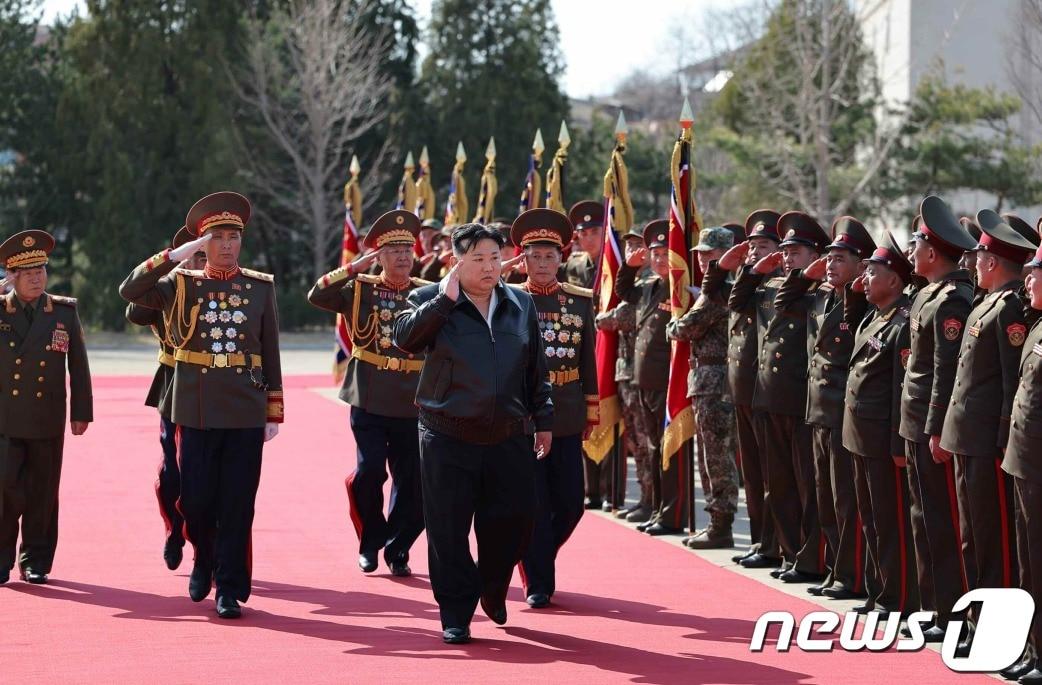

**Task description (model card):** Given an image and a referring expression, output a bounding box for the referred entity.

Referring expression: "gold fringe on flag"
[397,151,417,213]
[582,400,623,463]
[545,121,570,212]
[473,137,497,223]
[415,146,435,220]
[444,142,468,227]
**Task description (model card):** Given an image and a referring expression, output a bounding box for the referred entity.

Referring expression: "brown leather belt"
[548,367,580,386]
[695,356,726,367]
[157,350,176,368]
[174,349,262,369]
[418,409,528,445]
[351,347,423,373]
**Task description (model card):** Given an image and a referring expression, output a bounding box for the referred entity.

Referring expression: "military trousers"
[760,413,823,574]
[0,434,63,574]
[905,439,970,626]
[1015,477,1042,653]
[813,425,864,593]
[348,407,424,563]
[619,381,653,509]
[955,454,1017,593]
[739,404,778,557]
[583,447,624,508]
[636,388,685,528]
[519,433,585,598]
[692,394,738,517]
[177,426,263,603]
[156,415,184,552]
[852,454,919,613]
[419,424,535,630]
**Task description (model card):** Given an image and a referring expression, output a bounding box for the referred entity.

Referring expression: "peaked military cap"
[745,209,781,242]
[778,211,829,252]
[643,219,670,249]
[914,195,978,260]
[511,208,573,248]
[722,222,745,249]
[0,230,54,271]
[1028,244,1042,269]
[568,201,604,231]
[865,229,913,283]
[489,220,515,247]
[171,225,192,249]
[363,209,421,249]
[827,216,876,258]
[975,209,1037,263]
[186,191,251,237]
[958,216,982,242]
[1001,213,1041,248]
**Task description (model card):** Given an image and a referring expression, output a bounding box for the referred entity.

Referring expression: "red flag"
[334,205,361,382]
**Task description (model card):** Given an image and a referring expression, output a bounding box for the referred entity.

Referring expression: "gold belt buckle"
[213,353,228,368]
[386,357,401,371]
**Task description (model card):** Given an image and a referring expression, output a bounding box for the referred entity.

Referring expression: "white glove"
[169,233,212,263]
[264,422,279,442]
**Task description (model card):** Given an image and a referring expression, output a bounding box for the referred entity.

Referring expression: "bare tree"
[229,0,393,280]
[1007,0,1042,138]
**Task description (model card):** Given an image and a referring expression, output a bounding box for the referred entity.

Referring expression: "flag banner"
[334,172,363,383]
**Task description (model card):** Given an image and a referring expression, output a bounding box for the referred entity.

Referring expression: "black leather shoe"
[921,625,946,643]
[526,593,551,609]
[741,554,783,569]
[1000,654,1035,680]
[480,596,507,625]
[164,540,184,571]
[644,522,683,536]
[806,582,831,596]
[900,620,934,638]
[613,505,635,519]
[626,507,652,523]
[779,569,825,584]
[852,603,876,614]
[1020,668,1042,684]
[215,595,241,619]
[389,560,411,577]
[0,568,8,584]
[358,551,378,574]
[21,568,47,584]
[584,498,603,510]
[188,564,213,602]
[635,517,658,532]
[822,585,867,600]
[731,547,757,563]
[443,627,471,644]
[601,501,614,512]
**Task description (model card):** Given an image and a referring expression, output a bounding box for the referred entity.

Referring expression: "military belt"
[694,356,726,367]
[548,367,580,386]
[175,349,262,369]
[351,347,423,373]
[157,349,176,368]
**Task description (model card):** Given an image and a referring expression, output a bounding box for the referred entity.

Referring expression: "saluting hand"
[501,253,525,276]
[534,431,552,460]
[802,256,828,281]
[350,249,381,274]
[752,252,783,275]
[852,272,867,293]
[718,242,749,271]
[626,247,648,268]
[441,262,461,301]
[169,233,212,263]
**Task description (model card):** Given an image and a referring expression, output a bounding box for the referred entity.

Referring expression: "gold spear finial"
[558,120,571,148]
[404,150,415,168]
[418,145,429,167]
[533,128,545,157]
[349,154,361,176]
[615,110,628,139]
[455,141,466,163]
[679,96,694,129]
[485,137,496,160]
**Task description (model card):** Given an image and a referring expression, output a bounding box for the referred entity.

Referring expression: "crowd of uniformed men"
[5,187,1042,663]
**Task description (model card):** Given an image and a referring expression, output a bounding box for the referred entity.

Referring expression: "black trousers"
[852,454,919,613]
[738,404,778,556]
[955,454,1017,591]
[1015,478,1042,653]
[348,407,424,562]
[156,416,184,550]
[761,413,823,574]
[419,425,536,629]
[813,426,864,592]
[177,426,263,602]
[0,435,63,573]
[905,439,969,625]
[520,433,585,598]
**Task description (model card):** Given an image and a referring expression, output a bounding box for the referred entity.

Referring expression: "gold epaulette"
[49,294,77,307]
[320,266,351,288]
[356,273,382,285]
[174,268,204,278]
[411,277,433,287]
[240,268,274,283]
[560,282,593,299]
[765,277,785,288]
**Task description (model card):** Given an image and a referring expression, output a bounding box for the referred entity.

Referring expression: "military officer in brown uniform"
[731,211,830,583]
[0,230,92,585]
[775,218,875,599]
[307,210,428,577]
[1001,246,1042,683]
[714,210,783,567]
[125,225,206,571]
[667,227,739,549]
[843,232,919,617]
[509,208,598,608]
[899,195,977,641]
[940,210,1034,628]
[616,220,680,534]
[120,191,283,619]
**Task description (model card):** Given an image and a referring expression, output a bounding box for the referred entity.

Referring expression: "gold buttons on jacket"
[37,376,44,382]
[35,392,42,398]
[13,373,19,380]
[39,361,45,367]
[14,358,21,365]
[12,390,18,396]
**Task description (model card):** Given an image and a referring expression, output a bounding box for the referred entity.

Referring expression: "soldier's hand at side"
[534,431,552,460]
[440,263,461,301]
[892,455,906,468]
[852,272,867,293]
[626,247,648,268]
[803,256,828,281]
[752,252,783,275]
[264,422,279,442]
[718,242,749,271]
[928,435,952,464]
[71,421,89,436]
[501,253,525,276]
[350,249,381,274]
[169,233,212,262]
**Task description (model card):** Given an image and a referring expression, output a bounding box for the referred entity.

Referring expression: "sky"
[40,0,738,98]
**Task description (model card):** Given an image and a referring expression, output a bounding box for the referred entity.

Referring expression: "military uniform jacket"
[515,281,598,436]
[721,263,778,407]
[667,283,730,399]
[126,302,174,418]
[842,295,911,459]
[898,270,974,444]
[595,300,636,383]
[731,267,811,417]
[561,252,597,290]
[0,292,93,440]
[777,272,869,429]
[940,280,1027,457]
[616,263,670,392]
[1003,318,1042,485]
[119,254,284,430]
[308,268,428,419]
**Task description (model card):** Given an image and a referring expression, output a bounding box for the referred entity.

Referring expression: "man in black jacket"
[393,223,553,645]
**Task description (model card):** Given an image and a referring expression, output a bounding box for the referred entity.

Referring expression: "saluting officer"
[307,210,429,577]
[0,230,92,585]
[511,208,598,609]
[775,218,874,599]
[562,201,603,291]
[898,195,977,641]
[939,211,1035,626]
[714,210,783,567]
[842,231,919,618]
[125,225,205,571]
[120,192,283,619]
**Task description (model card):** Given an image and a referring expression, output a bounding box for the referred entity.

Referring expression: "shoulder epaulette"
[50,294,77,307]
[356,273,381,285]
[410,277,433,287]
[560,282,593,298]
[817,282,835,294]
[765,277,785,288]
[240,268,274,283]
[174,268,204,278]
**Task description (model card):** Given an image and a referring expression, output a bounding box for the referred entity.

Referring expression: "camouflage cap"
[691,226,735,252]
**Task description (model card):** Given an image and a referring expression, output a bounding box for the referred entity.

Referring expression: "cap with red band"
[865,229,914,284]
[185,191,251,237]
[976,209,1036,264]
[913,195,977,260]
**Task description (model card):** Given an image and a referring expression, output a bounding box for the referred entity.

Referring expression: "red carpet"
[0,375,993,684]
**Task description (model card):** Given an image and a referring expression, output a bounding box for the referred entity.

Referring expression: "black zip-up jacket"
[393,281,554,439]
